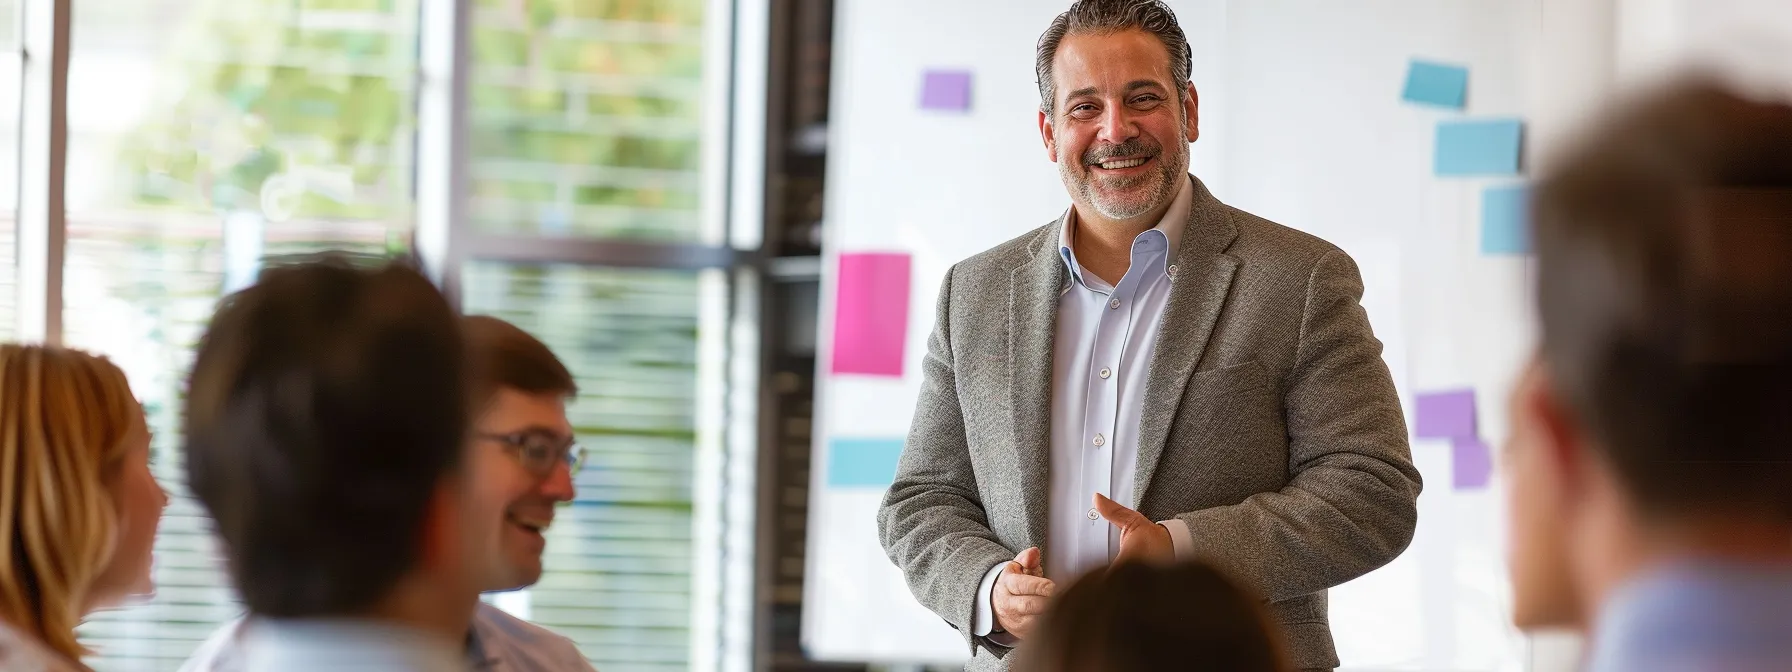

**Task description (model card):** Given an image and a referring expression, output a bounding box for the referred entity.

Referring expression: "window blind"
[463,262,703,672]
[66,1,419,669]
[56,1,726,670]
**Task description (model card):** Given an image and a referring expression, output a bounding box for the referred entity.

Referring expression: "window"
[455,1,751,670]
[65,0,419,669]
[1,0,19,340]
[25,0,758,670]
[3,0,757,667]
[467,0,710,242]
[463,262,712,672]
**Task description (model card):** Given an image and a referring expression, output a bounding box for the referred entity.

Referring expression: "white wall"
[1190,3,1535,670]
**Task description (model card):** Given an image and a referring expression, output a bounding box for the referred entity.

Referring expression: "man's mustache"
[1082,140,1160,165]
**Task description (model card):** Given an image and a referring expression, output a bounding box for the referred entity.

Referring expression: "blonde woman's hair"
[0,344,139,660]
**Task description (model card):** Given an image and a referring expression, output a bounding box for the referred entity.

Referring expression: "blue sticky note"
[1435,118,1524,176]
[827,438,905,487]
[920,70,973,111]
[1481,185,1530,255]
[1402,60,1468,109]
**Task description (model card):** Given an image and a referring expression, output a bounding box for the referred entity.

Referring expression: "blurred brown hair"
[1531,76,1792,522]
[183,257,467,617]
[1015,561,1292,672]
[0,345,138,659]
[462,315,577,408]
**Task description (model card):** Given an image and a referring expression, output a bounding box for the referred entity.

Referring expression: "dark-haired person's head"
[1016,561,1292,672]
[461,315,580,592]
[183,259,493,621]
[1503,77,1792,631]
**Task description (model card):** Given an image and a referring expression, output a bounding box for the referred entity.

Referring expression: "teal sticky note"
[1481,185,1529,255]
[827,438,905,487]
[1436,118,1524,176]
[1403,60,1468,109]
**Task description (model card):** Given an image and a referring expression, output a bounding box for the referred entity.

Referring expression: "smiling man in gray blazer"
[876,2,1421,670]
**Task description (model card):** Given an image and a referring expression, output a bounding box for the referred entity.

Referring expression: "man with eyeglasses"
[181,314,596,671]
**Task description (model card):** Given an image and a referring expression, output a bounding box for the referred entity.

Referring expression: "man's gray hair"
[1035,0,1193,116]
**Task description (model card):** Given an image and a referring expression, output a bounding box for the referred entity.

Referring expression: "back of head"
[1017,561,1292,672]
[0,345,139,658]
[183,257,467,618]
[1532,77,1792,523]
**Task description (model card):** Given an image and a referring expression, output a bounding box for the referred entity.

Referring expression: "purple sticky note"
[830,253,912,377]
[1452,436,1494,490]
[1415,389,1477,439]
[920,70,972,111]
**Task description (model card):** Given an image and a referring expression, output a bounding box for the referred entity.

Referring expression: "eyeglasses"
[477,430,587,480]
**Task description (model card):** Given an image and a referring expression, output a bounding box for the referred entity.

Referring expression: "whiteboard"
[806,1,1540,669]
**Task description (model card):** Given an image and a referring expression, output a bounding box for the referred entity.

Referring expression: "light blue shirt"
[466,601,597,671]
[1587,560,1792,672]
[972,176,1197,639]
[179,603,595,672]
[238,618,464,672]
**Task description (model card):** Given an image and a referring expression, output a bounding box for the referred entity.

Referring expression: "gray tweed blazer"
[876,177,1422,671]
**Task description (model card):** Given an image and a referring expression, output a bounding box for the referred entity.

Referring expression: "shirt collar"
[243,618,466,671]
[1058,174,1193,289]
[1588,560,1792,671]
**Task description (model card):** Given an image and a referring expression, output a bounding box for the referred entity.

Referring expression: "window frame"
[11,0,767,668]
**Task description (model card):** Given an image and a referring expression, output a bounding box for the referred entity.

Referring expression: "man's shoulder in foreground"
[179,606,597,672]
[1588,563,1792,672]
[176,616,247,672]
[470,601,597,671]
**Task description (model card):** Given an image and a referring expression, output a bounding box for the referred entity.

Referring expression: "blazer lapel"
[1131,177,1239,508]
[1008,223,1064,547]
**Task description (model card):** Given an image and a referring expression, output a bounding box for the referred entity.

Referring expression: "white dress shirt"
[233,618,465,672]
[179,603,596,672]
[971,176,1199,639]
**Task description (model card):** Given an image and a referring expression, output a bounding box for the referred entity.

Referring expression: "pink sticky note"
[920,70,972,111]
[1452,436,1493,490]
[831,253,912,377]
[1415,389,1477,439]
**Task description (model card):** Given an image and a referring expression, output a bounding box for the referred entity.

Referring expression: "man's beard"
[1061,132,1188,221]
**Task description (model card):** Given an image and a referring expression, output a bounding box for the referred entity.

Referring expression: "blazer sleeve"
[876,264,1016,656]
[1169,248,1423,603]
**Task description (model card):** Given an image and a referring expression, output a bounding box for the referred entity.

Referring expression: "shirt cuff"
[1158,518,1195,561]
[971,562,1008,637]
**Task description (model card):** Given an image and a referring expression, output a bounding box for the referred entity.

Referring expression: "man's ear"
[1522,363,1594,497]
[1039,110,1059,163]
[416,478,466,572]
[1183,82,1200,143]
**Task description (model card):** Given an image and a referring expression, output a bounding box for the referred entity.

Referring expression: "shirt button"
[1108,298,1121,310]
[1093,434,1106,447]
[1087,508,1099,520]
[1099,367,1111,379]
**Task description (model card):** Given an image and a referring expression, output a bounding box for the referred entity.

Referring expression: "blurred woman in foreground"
[0,345,168,671]
[1017,560,1293,672]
